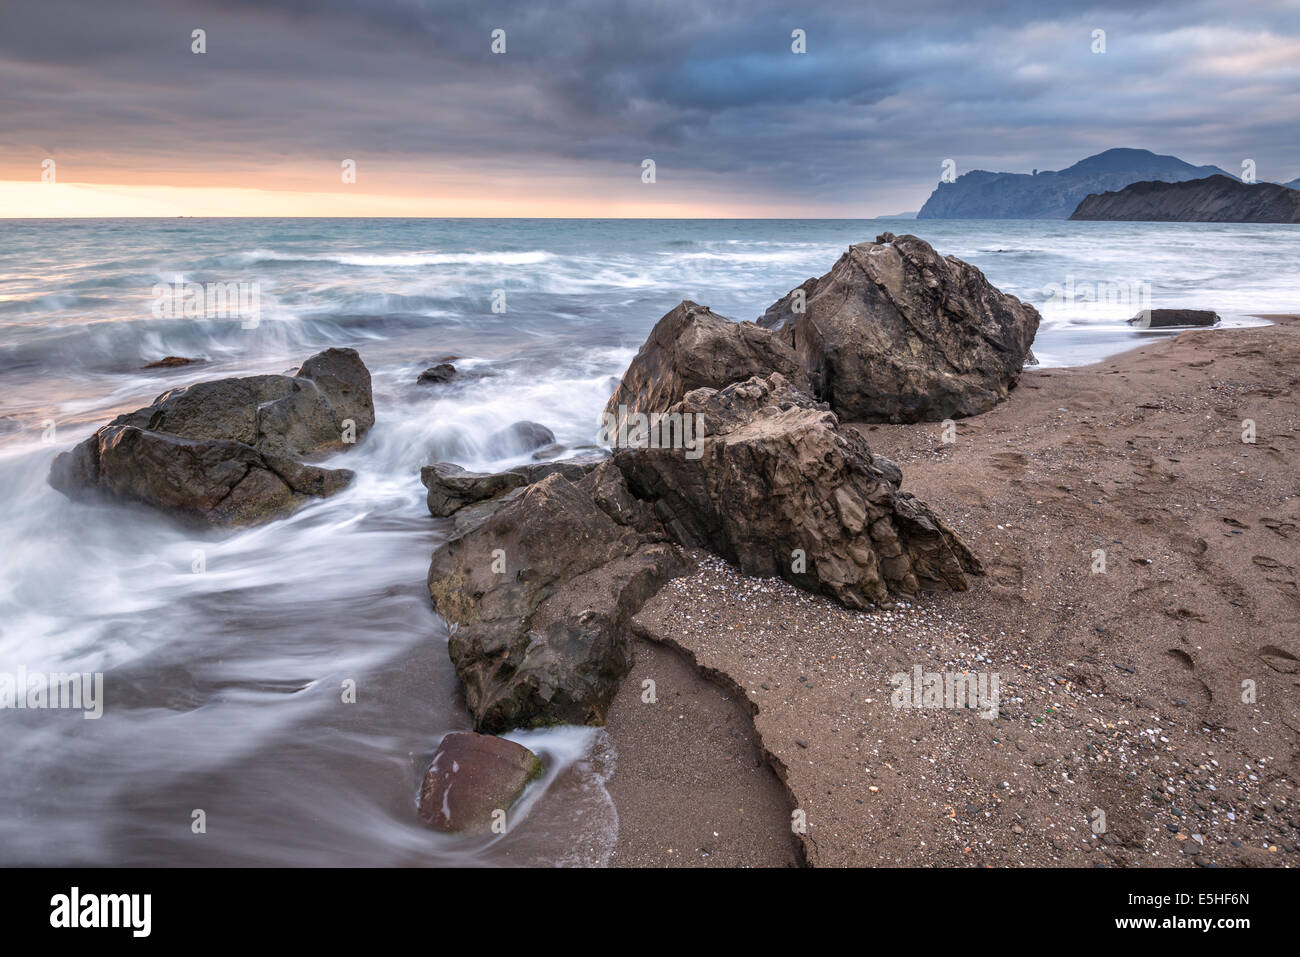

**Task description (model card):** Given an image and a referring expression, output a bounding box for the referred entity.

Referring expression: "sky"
[1,0,1298,217]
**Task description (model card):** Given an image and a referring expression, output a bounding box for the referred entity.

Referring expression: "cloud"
[1,0,1297,215]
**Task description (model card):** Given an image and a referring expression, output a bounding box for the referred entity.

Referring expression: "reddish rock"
[418,732,543,833]
[143,356,200,368]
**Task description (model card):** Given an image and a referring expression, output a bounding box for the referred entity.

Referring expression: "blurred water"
[0,217,1295,865]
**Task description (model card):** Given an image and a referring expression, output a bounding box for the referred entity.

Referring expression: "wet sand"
[606,636,803,866]
[608,317,1300,866]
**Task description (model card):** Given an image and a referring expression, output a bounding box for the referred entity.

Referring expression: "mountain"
[1070,174,1300,223]
[1286,178,1300,190]
[916,148,1230,219]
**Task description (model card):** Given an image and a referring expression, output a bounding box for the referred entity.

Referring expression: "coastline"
[606,316,1300,866]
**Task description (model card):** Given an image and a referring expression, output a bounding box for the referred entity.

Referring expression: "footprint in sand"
[1251,555,1298,604]
[1258,645,1300,675]
[989,451,1028,475]
[1164,649,1213,709]
[1261,517,1297,539]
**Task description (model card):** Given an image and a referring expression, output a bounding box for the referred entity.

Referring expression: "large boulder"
[758,234,1039,422]
[613,373,981,607]
[48,348,372,526]
[418,731,543,833]
[428,465,688,733]
[604,301,810,420]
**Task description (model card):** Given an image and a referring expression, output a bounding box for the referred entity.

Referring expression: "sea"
[0,217,1294,865]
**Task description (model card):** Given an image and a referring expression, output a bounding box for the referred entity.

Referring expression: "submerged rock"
[604,300,809,419]
[48,347,372,526]
[143,356,201,369]
[418,731,543,833]
[759,233,1040,422]
[417,362,457,385]
[1128,308,1220,329]
[484,420,555,458]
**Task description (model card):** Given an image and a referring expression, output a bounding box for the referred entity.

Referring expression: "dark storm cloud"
[2,0,1298,210]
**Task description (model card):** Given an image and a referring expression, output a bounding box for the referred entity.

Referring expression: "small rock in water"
[143,356,200,368]
[1127,308,1220,329]
[418,731,543,833]
[484,420,556,458]
[417,362,457,385]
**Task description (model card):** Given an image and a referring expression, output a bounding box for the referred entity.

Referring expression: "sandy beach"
[608,316,1299,867]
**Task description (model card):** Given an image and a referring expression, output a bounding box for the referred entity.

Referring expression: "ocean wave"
[235,249,554,268]
[0,293,117,315]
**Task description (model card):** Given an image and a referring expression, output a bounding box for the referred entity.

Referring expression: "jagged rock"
[428,466,688,733]
[759,234,1039,422]
[48,348,371,526]
[420,455,606,518]
[511,455,608,484]
[613,373,981,607]
[604,300,809,419]
[421,463,525,517]
[418,732,543,833]
[1128,308,1220,329]
[431,372,982,733]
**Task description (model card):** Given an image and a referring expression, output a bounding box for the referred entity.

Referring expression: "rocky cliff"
[1070,174,1300,223]
[917,148,1228,220]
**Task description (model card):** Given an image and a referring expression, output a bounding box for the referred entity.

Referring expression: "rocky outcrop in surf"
[428,463,689,733]
[48,347,373,526]
[427,372,981,732]
[759,233,1040,422]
